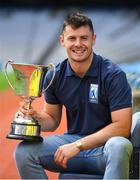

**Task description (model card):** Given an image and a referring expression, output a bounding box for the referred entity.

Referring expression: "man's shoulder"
[45,59,67,81]
[95,54,126,84]
[55,58,68,74]
[97,54,123,74]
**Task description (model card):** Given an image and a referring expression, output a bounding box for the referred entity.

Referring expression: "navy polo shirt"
[44,53,132,135]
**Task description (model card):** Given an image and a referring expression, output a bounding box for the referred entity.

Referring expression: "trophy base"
[7,120,43,142]
[6,134,43,142]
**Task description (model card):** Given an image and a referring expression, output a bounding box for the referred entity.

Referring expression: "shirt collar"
[65,53,99,77]
[85,53,98,77]
[65,60,76,76]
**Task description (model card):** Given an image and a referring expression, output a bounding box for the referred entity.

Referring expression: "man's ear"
[59,35,65,47]
[92,34,96,46]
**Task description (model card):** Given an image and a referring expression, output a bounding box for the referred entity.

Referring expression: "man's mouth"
[72,49,86,55]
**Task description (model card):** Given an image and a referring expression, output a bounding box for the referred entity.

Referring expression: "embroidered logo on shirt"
[89,84,98,103]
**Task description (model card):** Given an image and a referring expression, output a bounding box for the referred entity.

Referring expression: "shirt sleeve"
[43,69,60,104]
[106,70,132,112]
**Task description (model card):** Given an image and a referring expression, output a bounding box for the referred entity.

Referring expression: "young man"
[15,11,133,179]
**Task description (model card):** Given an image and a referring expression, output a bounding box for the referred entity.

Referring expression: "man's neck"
[69,53,93,78]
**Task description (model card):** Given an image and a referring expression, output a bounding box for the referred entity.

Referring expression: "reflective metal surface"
[5,60,55,141]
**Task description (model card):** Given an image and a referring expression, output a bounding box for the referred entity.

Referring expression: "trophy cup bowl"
[4,59,55,142]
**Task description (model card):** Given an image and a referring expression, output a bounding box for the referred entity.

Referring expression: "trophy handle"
[4,59,15,90]
[42,63,56,93]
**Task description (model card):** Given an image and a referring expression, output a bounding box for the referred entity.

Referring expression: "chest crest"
[89,84,98,103]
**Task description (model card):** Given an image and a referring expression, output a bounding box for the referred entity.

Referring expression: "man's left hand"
[54,142,80,168]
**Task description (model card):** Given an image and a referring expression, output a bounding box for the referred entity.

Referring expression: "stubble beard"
[69,50,93,64]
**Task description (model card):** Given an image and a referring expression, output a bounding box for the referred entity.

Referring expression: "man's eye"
[68,37,75,41]
[82,36,88,40]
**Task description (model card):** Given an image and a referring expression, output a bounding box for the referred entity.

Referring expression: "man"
[15,11,133,179]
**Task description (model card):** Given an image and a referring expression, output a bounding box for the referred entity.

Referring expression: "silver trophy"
[4,59,55,141]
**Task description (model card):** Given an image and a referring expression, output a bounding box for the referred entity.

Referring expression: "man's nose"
[75,39,82,46]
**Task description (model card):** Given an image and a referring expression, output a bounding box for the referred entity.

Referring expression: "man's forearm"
[33,111,59,132]
[77,107,132,151]
[77,121,131,151]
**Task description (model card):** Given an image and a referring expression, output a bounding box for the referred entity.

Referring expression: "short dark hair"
[61,11,94,34]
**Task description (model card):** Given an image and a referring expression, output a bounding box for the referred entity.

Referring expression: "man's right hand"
[15,97,37,119]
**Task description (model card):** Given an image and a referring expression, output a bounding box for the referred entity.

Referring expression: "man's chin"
[71,57,87,63]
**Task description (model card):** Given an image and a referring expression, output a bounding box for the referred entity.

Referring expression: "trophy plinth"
[7,115,43,141]
[5,60,55,142]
